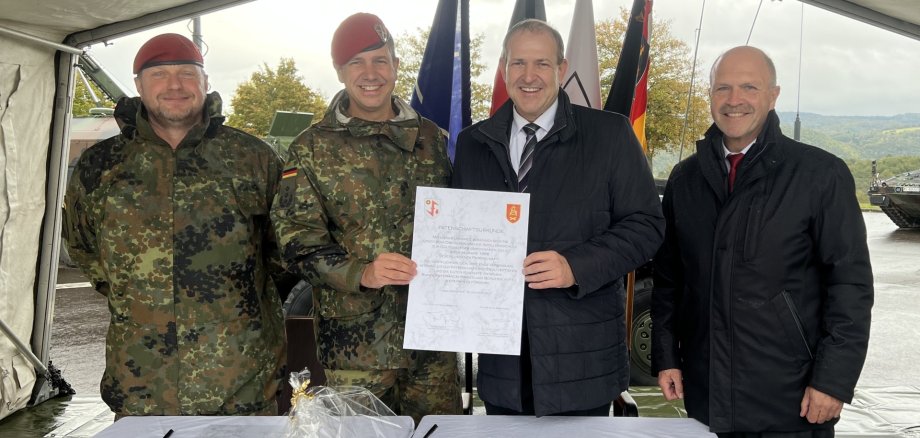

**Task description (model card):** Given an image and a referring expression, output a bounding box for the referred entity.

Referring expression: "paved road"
[49,211,920,397]
[859,212,920,387]
[50,268,107,397]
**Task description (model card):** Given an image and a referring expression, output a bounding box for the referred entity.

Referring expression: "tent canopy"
[800,0,920,42]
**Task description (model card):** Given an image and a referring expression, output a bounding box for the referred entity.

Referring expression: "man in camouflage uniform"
[63,33,286,416]
[270,13,461,422]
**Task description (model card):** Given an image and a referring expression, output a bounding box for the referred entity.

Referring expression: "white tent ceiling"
[0,1,188,40]
[800,0,920,41]
[0,0,249,46]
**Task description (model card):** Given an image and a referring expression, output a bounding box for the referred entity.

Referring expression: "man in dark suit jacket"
[652,45,873,437]
[452,18,664,417]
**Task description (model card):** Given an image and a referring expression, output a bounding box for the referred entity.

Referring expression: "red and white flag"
[489,0,546,115]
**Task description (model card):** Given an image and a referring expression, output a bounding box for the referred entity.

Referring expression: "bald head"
[710,46,777,89]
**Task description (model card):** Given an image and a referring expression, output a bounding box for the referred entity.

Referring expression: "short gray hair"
[501,19,565,65]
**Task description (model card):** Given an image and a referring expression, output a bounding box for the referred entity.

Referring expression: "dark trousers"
[717,430,834,438]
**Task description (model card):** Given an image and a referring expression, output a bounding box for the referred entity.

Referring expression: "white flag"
[563,0,601,109]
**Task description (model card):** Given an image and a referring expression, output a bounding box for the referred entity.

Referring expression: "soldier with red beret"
[271,13,461,422]
[64,33,288,417]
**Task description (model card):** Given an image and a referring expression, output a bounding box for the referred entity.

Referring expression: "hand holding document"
[404,187,529,355]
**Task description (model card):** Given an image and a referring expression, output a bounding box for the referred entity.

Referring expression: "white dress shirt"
[721,139,755,173]
[509,100,558,174]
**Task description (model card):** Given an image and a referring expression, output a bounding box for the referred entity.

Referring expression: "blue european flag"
[410,0,471,161]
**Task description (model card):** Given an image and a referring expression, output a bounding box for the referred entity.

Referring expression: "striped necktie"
[518,123,539,192]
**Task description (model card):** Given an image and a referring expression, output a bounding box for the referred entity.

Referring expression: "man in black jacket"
[652,46,873,437]
[452,19,663,417]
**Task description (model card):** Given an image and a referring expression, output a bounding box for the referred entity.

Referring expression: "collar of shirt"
[508,100,558,173]
[721,139,755,173]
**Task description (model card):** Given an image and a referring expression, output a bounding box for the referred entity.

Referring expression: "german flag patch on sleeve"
[282,167,298,179]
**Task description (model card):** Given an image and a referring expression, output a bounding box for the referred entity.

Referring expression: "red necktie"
[727,153,744,192]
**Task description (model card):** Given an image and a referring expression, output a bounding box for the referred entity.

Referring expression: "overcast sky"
[87,0,920,117]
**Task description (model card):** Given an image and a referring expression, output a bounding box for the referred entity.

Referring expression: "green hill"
[776,112,920,159]
[650,112,920,205]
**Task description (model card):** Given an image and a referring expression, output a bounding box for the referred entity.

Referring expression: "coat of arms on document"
[506,204,521,223]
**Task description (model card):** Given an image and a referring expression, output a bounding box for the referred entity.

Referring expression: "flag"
[489,0,546,115]
[629,0,652,152]
[411,0,471,160]
[562,0,601,109]
[604,0,652,153]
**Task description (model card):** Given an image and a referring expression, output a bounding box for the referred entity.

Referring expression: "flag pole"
[678,0,706,162]
[604,0,653,356]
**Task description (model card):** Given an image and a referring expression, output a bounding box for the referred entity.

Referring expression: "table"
[413,415,716,437]
[94,415,415,438]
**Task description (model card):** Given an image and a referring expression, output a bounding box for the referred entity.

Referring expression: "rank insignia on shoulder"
[282,167,298,179]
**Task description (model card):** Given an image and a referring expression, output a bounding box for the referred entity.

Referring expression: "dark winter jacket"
[452,91,664,416]
[652,110,873,432]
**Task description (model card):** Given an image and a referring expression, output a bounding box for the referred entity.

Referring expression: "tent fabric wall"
[0,28,60,421]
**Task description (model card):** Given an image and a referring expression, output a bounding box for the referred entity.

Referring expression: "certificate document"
[403,186,530,355]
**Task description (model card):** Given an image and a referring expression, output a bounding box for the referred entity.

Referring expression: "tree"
[227,58,327,137]
[597,10,710,158]
[394,29,492,123]
[72,73,115,116]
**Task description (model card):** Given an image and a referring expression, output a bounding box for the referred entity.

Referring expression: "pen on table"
[421,423,438,438]
[162,429,174,438]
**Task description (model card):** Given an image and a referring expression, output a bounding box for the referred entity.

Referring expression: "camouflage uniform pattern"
[63,92,286,416]
[271,91,460,419]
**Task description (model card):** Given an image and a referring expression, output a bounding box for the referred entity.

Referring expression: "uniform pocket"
[316,285,386,318]
[413,160,449,189]
[231,178,267,217]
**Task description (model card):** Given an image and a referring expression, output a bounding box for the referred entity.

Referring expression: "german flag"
[629,0,652,153]
[604,0,652,155]
[282,167,298,179]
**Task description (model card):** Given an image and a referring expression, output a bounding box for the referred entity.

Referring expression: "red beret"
[331,13,391,67]
[133,33,204,74]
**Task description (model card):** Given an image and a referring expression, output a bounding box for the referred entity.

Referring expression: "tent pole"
[0,26,83,54]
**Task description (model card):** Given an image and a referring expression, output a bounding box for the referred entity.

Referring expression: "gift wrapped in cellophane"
[285,369,414,438]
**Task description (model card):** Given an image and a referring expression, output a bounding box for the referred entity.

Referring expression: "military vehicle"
[868,161,920,229]
[264,110,314,157]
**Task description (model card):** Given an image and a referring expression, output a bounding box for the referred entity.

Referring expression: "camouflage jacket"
[63,92,286,416]
[271,91,450,370]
